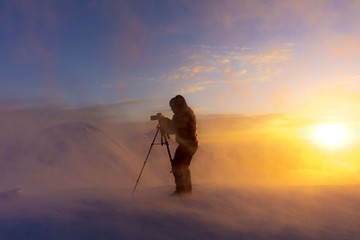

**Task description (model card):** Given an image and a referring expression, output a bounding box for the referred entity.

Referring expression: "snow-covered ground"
[1,107,359,239]
[1,185,360,240]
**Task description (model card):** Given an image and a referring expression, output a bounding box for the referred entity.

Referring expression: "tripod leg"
[160,129,173,163]
[132,127,160,196]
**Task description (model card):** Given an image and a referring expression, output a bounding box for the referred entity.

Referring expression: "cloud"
[160,44,293,96]
[180,85,206,94]
[181,0,360,37]
[168,65,216,81]
[244,49,290,64]
[348,75,360,80]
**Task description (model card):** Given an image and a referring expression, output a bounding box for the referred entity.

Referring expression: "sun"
[315,123,349,148]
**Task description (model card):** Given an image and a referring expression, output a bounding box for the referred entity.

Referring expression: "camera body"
[150,113,163,121]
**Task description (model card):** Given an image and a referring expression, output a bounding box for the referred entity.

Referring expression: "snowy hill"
[0,121,166,193]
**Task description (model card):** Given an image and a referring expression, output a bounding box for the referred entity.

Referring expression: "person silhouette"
[161,95,198,196]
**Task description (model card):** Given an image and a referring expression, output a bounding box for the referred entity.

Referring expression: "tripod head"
[150,113,170,140]
[150,112,163,121]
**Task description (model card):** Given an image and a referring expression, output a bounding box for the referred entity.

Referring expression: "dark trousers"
[171,143,197,194]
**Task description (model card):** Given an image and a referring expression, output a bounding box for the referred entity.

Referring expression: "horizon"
[0,105,359,188]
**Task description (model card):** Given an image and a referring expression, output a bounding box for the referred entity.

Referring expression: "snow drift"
[0,120,168,193]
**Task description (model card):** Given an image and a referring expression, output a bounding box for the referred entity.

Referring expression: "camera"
[150,113,163,121]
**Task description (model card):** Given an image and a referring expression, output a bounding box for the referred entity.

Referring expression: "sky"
[1,0,360,121]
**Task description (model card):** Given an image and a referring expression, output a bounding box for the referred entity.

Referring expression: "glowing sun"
[315,123,349,147]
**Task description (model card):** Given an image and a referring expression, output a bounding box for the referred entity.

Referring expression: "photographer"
[160,95,198,196]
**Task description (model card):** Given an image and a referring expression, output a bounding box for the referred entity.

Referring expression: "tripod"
[132,123,173,196]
